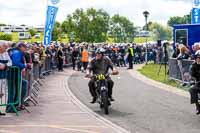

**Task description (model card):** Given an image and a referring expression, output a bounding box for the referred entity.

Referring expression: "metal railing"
[0,54,72,116]
[169,58,194,82]
[0,66,21,116]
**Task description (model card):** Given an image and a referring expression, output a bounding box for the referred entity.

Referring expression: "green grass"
[134,37,154,43]
[0,32,44,42]
[138,63,182,88]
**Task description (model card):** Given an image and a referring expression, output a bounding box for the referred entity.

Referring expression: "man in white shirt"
[0,40,12,115]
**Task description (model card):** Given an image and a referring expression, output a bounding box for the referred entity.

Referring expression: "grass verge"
[137,63,185,89]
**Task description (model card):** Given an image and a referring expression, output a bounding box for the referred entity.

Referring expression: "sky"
[0,0,193,27]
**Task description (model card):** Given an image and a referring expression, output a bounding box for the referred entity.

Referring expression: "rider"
[189,50,200,115]
[86,48,119,104]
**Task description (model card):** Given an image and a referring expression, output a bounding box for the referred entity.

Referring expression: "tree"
[167,13,191,27]
[86,8,110,42]
[61,8,137,43]
[109,14,136,43]
[61,8,110,42]
[52,22,62,41]
[0,34,12,41]
[149,22,172,41]
[0,23,6,26]
[20,24,26,26]
[28,29,37,37]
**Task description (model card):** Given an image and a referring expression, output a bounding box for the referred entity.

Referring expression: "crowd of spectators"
[0,41,73,115]
[69,42,176,71]
[1,39,198,115]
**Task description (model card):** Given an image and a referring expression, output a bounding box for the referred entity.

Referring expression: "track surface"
[68,69,200,133]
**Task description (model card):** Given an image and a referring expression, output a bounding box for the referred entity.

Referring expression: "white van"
[0,26,12,32]
[13,26,25,32]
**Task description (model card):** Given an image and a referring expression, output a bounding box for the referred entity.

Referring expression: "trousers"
[88,78,114,98]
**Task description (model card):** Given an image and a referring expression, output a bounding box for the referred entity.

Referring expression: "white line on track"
[64,72,131,133]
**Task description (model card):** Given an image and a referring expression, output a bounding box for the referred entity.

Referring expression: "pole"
[145,17,148,64]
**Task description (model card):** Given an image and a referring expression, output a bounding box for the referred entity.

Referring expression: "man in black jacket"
[189,50,200,115]
[72,47,80,70]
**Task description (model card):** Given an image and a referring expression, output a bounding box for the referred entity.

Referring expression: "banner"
[44,0,60,45]
[193,0,200,8]
[192,0,200,24]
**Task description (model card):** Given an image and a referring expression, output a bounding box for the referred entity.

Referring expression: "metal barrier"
[24,63,42,107]
[0,54,73,116]
[0,66,21,116]
[42,57,52,75]
[169,58,194,82]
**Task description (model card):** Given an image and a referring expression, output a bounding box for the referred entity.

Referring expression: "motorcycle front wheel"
[102,91,109,115]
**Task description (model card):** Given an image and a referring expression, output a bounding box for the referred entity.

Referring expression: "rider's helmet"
[95,48,106,55]
[195,50,200,59]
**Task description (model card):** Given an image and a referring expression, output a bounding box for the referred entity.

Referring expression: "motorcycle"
[92,74,111,115]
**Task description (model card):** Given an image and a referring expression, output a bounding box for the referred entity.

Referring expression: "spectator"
[81,46,89,72]
[0,41,12,68]
[167,43,174,59]
[72,47,80,70]
[172,43,180,58]
[57,47,64,71]
[177,46,191,85]
[177,46,190,60]
[0,41,12,115]
[127,44,134,69]
[192,43,200,59]
[7,43,31,112]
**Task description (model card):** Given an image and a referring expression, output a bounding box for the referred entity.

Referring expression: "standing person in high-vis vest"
[127,44,134,69]
[81,46,89,72]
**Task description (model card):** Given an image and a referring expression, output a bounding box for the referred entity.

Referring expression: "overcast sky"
[0,0,193,27]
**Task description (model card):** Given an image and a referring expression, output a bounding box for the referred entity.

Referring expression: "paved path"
[0,70,128,133]
[68,67,200,133]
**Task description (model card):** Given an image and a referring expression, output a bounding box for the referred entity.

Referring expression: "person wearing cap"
[189,50,200,115]
[7,42,31,112]
[10,43,30,70]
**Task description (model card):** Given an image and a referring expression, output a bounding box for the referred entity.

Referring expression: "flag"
[44,0,60,45]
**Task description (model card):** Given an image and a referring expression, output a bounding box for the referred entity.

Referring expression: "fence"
[0,53,72,116]
[0,66,21,116]
[169,58,194,82]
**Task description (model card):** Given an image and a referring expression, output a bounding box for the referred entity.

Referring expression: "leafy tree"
[28,29,37,37]
[167,13,191,27]
[52,22,62,41]
[0,34,12,41]
[0,23,6,26]
[62,8,110,43]
[149,22,172,40]
[86,8,110,42]
[20,24,26,26]
[109,14,135,43]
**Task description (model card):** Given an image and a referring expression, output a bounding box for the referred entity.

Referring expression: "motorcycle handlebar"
[85,73,111,79]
